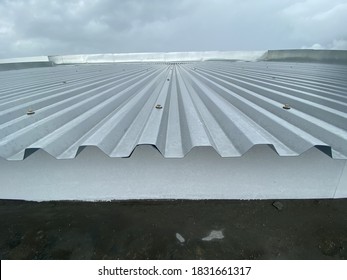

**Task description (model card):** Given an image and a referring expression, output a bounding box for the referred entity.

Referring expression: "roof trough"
[0,50,347,201]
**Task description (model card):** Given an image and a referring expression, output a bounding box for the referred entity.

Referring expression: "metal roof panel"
[1,61,347,160]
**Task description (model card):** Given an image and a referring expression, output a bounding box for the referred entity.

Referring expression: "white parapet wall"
[48,51,267,64]
[0,145,346,201]
[37,50,347,64]
[1,50,347,67]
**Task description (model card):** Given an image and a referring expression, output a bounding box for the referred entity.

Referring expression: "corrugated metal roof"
[1,61,347,160]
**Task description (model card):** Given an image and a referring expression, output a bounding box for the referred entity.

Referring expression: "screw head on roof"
[62,81,67,84]
[155,104,163,109]
[167,78,170,81]
[282,104,291,110]
[27,109,35,115]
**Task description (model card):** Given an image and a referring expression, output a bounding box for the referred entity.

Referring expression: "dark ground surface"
[0,199,346,260]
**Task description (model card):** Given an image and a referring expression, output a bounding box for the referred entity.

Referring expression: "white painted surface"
[1,50,345,65]
[48,51,266,64]
[0,145,345,201]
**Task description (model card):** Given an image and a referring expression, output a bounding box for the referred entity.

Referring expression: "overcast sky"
[0,0,346,58]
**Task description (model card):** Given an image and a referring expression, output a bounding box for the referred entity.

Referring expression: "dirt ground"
[0,199,346,260]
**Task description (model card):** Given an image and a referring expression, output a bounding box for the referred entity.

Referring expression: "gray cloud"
[0,0,346,58]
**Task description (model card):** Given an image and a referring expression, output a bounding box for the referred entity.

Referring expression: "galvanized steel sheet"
[0,61,347,160]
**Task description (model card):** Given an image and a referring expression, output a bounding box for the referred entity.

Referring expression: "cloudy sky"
[0,0,346,58]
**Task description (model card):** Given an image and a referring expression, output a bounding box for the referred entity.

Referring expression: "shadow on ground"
[0,199,346,259]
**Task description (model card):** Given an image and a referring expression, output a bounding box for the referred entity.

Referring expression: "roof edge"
[261,49,347,64]
[1,50,347,69]
[47,51,267,64]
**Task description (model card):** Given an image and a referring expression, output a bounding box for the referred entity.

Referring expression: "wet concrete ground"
[0,199,346,259]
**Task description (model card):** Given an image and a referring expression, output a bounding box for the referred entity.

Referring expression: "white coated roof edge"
[1,49,346,65]
[1,145,346,201]
[0,51,266,65]
[48,51,267,64]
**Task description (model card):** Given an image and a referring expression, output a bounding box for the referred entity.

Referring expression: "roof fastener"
[282,104,291,110]
[167,78,170,81]
[27,109,35,115]
[155,104,163,109]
